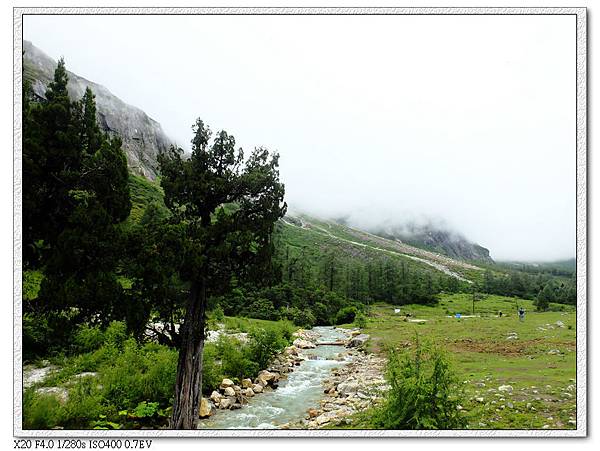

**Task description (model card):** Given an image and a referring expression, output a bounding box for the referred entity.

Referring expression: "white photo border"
[13,6,588,438]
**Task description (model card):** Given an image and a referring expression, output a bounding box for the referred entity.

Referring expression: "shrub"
[212,305,225,322]
[62,377,105,428]
[335,306,358,325]
[275,319,296,342]
[202,343,224,393]
[371,338,467,430]
[100,340,177,410]
[22,390,64,429]
[104,321,128,350]
[248,327,285,369]
[73,324,105,353]
[355,312,368,329]
[216,336,258,381]
[286,307,316,328]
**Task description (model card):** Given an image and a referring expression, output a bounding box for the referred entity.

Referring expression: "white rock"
[220,378,234,389]
[210,390,222,403]
[293,338,316,349]
[223,387,235,397]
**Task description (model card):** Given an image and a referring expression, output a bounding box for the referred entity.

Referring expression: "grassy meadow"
[351,294,577,430]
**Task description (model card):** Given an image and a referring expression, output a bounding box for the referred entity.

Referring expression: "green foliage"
[103,321,129,351]
[215,336,259,382]
[482,269,576,306]
[355,312,368,329]
[73,324,105,353]
[62,377,105,427]
[201,343,224,394]
[126,174,167,225]
[247,327,286,369]
[286,307,316,328]
[22,390,64,429]
[335,306,358,325]
[132,401,160,418]
[23,270,43,301]
[212,305,225,322]
[100,340,177,410]
[371,339,466,430]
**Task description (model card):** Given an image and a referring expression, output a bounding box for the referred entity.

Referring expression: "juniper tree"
[157,118,286,429]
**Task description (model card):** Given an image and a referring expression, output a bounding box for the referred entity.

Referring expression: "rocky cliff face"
[23,40,173,179]
[369,223,493,263]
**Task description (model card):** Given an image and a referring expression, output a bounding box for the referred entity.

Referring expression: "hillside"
[279,213,484,285]
[366,222,493,263]
[23,41,173,179]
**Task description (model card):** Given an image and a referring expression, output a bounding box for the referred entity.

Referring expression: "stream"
[197,326,349,429]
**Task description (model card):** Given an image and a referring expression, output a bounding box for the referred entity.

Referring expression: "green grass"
[345,295,577,430]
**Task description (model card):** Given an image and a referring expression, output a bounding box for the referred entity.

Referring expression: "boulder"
[199,397,212,418]
[293,338,316,349]
[223,387,236,397]
[337,381,360,396]
[220,378,234,389]
[241,378,253,388]
[252,384,263,393]
[210,390,222,404]
[218,398,231,409]
[242,387,255,397]
[308,409,320,418]
[257,370,279,386]
[348,334,369,348]
[284,346,299,356]
[498,385,513,393]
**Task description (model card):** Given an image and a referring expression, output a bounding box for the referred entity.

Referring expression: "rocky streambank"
[198,329,320,419]
[299,329,388,429]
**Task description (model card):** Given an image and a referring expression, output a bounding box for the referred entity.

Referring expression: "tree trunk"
[170,279,207,429]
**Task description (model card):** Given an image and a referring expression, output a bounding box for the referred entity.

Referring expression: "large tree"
[157,119,286,429]
[23,58,131,326]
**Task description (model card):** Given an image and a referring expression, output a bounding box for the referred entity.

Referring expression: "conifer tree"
[157,118,286,429]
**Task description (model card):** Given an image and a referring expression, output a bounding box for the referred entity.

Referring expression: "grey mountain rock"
[372,223,493,263]
[23,40,174,179]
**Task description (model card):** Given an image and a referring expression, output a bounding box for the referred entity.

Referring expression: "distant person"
[498,311,503,318]
[518,307,525,322]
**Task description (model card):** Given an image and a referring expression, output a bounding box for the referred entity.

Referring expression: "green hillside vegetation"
[126,174,167,225]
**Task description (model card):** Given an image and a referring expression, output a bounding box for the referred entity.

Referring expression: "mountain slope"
[279,213,485,284]
[366,223,493,263]
[23,40,173,179]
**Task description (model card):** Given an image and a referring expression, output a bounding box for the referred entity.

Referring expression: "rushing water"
[197,326,349,429]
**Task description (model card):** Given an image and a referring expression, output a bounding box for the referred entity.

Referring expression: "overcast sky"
[23,14,576,262]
